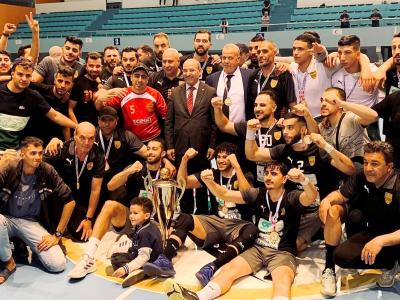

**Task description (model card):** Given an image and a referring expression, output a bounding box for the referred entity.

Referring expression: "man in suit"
[206,44,253,124]
[165,58,217,214]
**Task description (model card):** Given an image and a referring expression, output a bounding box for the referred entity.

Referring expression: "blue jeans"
[0,214,66,272]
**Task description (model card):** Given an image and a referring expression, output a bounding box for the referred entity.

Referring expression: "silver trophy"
[144,168,186,247]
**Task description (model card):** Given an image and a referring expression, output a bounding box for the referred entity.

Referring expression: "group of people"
[340,8,383,28]
[0,12,400,300]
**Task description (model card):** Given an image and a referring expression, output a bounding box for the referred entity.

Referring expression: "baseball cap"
[132,63,149,76]
[99,106,118,119]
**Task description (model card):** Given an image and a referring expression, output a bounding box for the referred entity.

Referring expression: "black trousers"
[334,231,400,270]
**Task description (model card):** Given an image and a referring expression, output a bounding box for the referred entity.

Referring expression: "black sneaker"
[164,279,199,300]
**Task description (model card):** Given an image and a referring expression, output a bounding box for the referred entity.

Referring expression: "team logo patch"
[146,102,155,112]
[206,66,213,74]
[87,162,93,171]
[270,79,278,88]
[114,140,121,149]
[309,71,317,79]
[384,192,393,204]
[233,180,239,189]
[280,207,285,216]
[308,156,316,166]
[273,131,282,141]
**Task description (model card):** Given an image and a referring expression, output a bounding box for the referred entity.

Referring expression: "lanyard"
[397,71,400,88]
[98,130,114,163]
[343,74,359,100]
[147,167,160,180]
[265,190,284,225]
[257,120,277,148]
[75,148,88,190]
[200,58,209,79]
[220,169,236,190]
[123,72,130,87]
[296,71,308,102]
[257,66,275,94]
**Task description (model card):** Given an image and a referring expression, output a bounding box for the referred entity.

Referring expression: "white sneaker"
[68,254,96,279]
[377,261,400,288]
[106,234,132,259]
[321,268,337,297]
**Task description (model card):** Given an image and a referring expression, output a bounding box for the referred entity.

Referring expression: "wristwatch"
[54,231,63,238]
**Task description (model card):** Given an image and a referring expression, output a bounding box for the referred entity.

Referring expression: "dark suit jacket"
[206,67,253,120]
[165,81,217,156]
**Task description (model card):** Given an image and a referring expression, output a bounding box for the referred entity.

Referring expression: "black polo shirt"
[24,83,69,144]
[70,75,99,125]
[103,73,132,90]
[340,169,400,236]
[180,53,222,81]
[384,68,400,96]
[44,139,105,205]
[0,82,51,150]
[148,70,184,102]
[249,68,296,118]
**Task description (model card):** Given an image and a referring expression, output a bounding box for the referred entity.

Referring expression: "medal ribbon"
[265,191,284,229]
[257,120,277,148]
[75,147,88,189]
[343,74,359,100]
[99,130,114,165]
[296,71,308,102]
[257,65,276,94]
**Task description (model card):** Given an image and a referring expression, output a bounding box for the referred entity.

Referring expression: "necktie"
[222,74,234,117]
[187,86,195,115]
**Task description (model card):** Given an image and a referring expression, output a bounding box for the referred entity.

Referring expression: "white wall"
[122,0,254,9]
[297,0,398,8]
[36,0,106,13]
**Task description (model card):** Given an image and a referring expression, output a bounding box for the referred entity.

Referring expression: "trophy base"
[122,269,147,288]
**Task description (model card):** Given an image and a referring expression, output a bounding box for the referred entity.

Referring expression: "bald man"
[206,44,253,125]
[44,122,105,241]
[165,59,217,214]
[149,48,184,102]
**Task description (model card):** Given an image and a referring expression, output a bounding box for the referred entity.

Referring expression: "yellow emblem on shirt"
[274,131,282,141]
[384,192,393,205]
[114,140,121,149]
[270,79,278,88]
[206,66,213,74]
[309,71,317,79]
[87,162,93,171]
[308,156,316,166]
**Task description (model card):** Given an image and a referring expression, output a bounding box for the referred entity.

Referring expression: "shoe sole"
[68,266,96,279]
[143,263,175,278]
[122,270,147,288]
[320,289,337,298]
[377,280,395,288]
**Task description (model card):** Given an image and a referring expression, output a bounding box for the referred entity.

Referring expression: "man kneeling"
[164,161,318,300]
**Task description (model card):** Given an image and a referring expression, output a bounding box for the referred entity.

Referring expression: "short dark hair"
[85,51,102,62]
[236,43,249,54]
[325,87,346,101]
[130,197,153,215]
[215,142,239,157]
[65,36,83,49]
[251,34,265,43]
[303,31,321,44]
[194,29,211,42]
[264,161,289,176]
[393,32,400,39]
[283,112,306,125]
[11,57,34,72]
[103,46,119,54]
[0,50,11,59]
[121,47,138,60]
[338,35,360,50]
[17,45,31,58]
[364,141,394,164]
[20,136,43,149]
[258,90,278,104]
[149,137,166,151]
[56,65,75,78]
[138,44,154,55]
[294,34,316,48]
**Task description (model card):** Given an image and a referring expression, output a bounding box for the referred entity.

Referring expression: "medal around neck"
[144,168,186,248]
[224,97,232,106]
[303,135,312,145]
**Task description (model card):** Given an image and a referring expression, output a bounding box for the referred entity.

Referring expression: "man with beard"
[44,122,104,241]
[212,91,284,186]
[137,45,156,72]
[250,40,296,118]
[246,112,355,252]
[96,64,167,143]
[180,30,222,82]
[69,52,102,125]
[153,33,170,72]
[0,137,75,285]
[33,36,83,84]
[163,162,318,300]
[149,48,184,102]
[0,50,12,83]
[100,46,120,85]
[244,34,264,70]
[25,66,76,144]
[319,142,400,296]
[0,58,77,151]
[383,33,400,96]
[143,147,258,286]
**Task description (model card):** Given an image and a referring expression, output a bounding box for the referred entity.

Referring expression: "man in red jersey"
[95,64,167,142]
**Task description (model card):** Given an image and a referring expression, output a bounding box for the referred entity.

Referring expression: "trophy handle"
[176,176,186,206]
[144,175,153,193]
